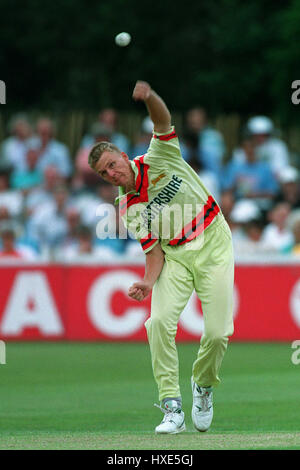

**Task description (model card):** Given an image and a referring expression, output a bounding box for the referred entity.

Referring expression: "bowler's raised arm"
[132,81,171,134]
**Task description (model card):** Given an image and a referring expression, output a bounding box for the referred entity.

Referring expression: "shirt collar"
[114,160,139,206]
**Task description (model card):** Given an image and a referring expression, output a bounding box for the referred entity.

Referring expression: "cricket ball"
[115,32,131,47]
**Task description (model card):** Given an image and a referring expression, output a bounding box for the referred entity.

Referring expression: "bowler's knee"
[204,332,229,349]
[145,315,175,336]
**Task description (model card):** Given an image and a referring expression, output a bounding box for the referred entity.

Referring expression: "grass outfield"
[0,342,299,450]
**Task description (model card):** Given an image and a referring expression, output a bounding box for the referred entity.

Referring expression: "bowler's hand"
[132,81,152,102]
[128,281,152,302]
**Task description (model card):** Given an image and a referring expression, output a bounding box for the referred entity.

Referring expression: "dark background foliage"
[0,0,299,122]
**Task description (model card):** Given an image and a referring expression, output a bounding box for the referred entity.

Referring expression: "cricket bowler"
[88,81,234,434]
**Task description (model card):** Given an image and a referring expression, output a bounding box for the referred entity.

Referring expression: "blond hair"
[88,141,121,170]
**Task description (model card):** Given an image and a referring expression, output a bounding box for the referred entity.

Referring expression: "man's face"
[15,120,31,140]
[54,188,68,209]
[2,232,15,250]
[37,119,53,142]
[94,151,134,188]
[243,139,256,162]
[44,166,60,188]
[252,133,269,146]
[186,108,206,132]
[99,109,117,130]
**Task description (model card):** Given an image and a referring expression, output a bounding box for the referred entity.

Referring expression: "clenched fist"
[128,280,152,302]
[132,81,152,102]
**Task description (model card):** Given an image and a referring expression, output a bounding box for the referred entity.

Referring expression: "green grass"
[0,342,299,449]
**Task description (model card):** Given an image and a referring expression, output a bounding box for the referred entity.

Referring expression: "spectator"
[0,114,32,171]
[25,165,63,216]
[261,202,293,252]
[95,201,126,255]
[235,219,266,256]
[74,123,112,190]
[71,179,126,256]
[99,108,131,154]
[60,225,118,262]
[292,224,300,255]
[286,214,300,257]
[67,225,94,259]
[223,135,278,203]
[80,108,130,155]
[97,180,118,206]
[184,130,221,200]
[230,198,262,246]
[219,190,235,230]
[62,207,82,249]
[0,206,11,223]
[131,117,153,158]
[10,141,43,191]
[274,166,300,209]
[241,116,290,178]
[184,107,226,176]
[72,179,118,231]
[0,165,23,218]
[53,207,82,259]
[0,222,37,261]
[230,200,269,256]
[29,118,73,178]
[26,184,73,251]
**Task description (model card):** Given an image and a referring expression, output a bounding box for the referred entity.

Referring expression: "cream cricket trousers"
[144,216,234,402]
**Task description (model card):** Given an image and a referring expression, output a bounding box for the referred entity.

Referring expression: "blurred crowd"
[0,108,300,262]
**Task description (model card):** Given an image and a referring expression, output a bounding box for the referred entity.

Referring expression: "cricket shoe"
[191,377,213,432]
[154,400,186,434]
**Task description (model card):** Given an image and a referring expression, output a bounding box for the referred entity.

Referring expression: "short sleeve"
[134,221,159,254]
[145,126,183,168]
[139,233,159,253]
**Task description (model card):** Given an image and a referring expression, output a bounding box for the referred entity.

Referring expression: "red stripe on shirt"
[168,196,220,246]
[119,155,149,216]
[140,234,158,251]
[154,131,177,141]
